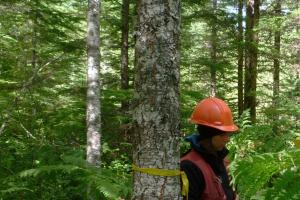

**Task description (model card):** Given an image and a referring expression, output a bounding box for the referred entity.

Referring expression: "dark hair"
[197,125,224,140]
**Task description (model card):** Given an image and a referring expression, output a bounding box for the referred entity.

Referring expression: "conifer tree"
[244,0,260,123]
[272,0,281,134]
[210,0,218,97]
[120,0,130,110]
[121,0,129,91]
[238,0,244,116]
[132,0,181,199]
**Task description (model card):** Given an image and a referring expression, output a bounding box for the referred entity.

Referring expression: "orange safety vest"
[181,149,227,200]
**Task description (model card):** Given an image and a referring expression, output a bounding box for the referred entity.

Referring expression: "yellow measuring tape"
[132,164,189,199]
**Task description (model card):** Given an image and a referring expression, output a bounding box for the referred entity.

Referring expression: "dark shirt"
[180,134,234,200]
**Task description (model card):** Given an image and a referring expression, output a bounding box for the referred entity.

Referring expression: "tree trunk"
[86,0,101,166]
[31,2,38,132]
[272,0,281,134]
[297,2,300,80]
[121,0,129,90]
[237,0,244,117]
[210,0,218,97]
[31,14,37,70]
[132,0,181,199]
[244,0,260,123]
[121,0,130,109]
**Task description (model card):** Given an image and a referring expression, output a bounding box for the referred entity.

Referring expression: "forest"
[0,0,299,199]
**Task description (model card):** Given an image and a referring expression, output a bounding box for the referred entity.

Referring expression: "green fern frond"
[85,168,132,199]
[237,109,252,131]
[1,164,132,200]
[264,168,300,200]
[18,165,82,178]
[0,187,33,194]
[232,150,300,199]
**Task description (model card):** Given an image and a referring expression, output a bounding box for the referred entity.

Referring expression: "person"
[181,97,238,200]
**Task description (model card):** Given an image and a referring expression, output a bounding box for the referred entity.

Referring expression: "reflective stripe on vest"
[181,149,227,200]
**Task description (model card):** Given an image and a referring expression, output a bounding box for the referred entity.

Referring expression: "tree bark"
[132,0,181,199]
[272,0,281,134]
[237,0,244,117]
[244,0,260,123]
[86,0,101,166]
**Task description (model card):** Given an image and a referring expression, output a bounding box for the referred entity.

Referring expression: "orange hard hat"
[189,97,238,132]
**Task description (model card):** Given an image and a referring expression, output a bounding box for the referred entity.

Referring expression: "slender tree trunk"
[296,2,300,80]
[132,0,181,199]
[121,0,130,109]
[132,2,138,87]
[86,0,101,166]
[296,1,300,79]
[244,0,260,123]
[296,3,300,122]
[210,0,218,97]
[237,0,244,117]
[31,16,37,70]
[272,0,281,134]
[28,1,39,134]
[121,0,129,90]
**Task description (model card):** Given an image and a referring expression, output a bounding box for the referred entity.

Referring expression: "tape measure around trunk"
[132,164,189,199]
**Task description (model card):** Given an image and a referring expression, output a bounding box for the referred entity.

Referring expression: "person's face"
[211,132,232,151]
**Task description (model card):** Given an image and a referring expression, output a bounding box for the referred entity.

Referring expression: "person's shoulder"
[181,149,192,158]
[181,159,198,171]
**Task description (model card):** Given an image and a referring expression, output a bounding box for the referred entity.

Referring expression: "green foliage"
[180,90,205,134]
[0,151,132,200]
[229,97,300,199]
[231,150,300,200]
[0,86,133,200]
[263,167,300,200]
[0,0,299,199]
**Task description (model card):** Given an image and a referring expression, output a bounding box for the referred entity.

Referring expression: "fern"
[232,153,280,198]
[86,167,132,199]
[0,163,131,200]
[231,150,300,200]
[236,109,252,132]
[18,165,82,178]
[264,168,300,200]
[0,186,33,195]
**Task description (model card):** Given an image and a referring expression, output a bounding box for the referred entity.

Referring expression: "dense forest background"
[0,0,299,199]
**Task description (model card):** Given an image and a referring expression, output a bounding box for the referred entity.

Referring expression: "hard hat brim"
[189,118,239,132]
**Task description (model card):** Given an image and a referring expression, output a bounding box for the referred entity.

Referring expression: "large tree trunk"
[132,0,181,199]
[210,0,218,97]
[272,0,281,134]
[237,0,244,117]
[244,0,260,123]
[86,0,101,166]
